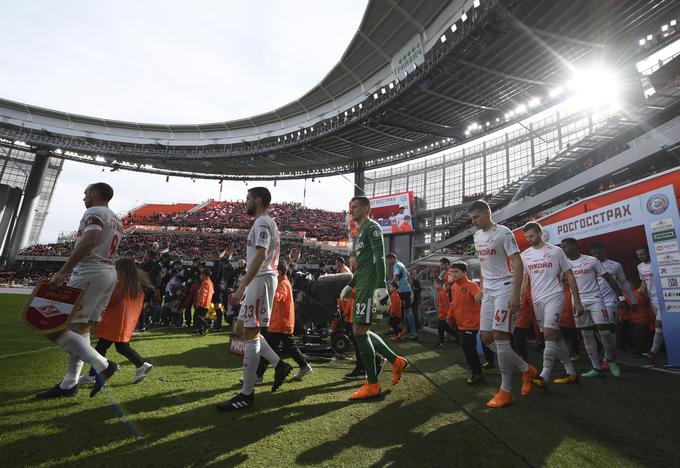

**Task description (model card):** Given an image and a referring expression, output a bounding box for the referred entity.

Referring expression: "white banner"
[392,34,424,80]
[542,196,641,243]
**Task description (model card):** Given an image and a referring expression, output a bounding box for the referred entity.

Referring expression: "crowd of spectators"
[124,201,347,241]
[19,232,342,270]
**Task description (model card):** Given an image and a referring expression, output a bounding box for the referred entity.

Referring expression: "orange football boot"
[486,389,513,408]
[521,365,538,396]
[349,381,381,400]
[391,356,409,385]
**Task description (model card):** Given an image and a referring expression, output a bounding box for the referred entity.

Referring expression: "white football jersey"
[598,259,626,304]
[474,224,520,292]
[73,206,124,274]
[521,243,572,303]
[637,261,657,301]
[568,254,605,303]
[246,215,280,277]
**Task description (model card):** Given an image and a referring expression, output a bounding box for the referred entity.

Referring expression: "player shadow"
[146,342,238,370]
[1,378,360,466]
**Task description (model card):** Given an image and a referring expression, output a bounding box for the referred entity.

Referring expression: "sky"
[0,0,367,242]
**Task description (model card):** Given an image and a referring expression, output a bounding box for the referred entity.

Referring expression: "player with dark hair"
[521,223,582,389]
[340,196,408,400]
[217,187,292,411]
[36,183,124,399]
[468,200,536,408]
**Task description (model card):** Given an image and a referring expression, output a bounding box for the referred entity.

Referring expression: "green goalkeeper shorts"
[353,288,375,325]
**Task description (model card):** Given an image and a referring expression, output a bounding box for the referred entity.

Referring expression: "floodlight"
[671,19,677,26]
[440,34,447,43]
[464,130,470,136]
[528,97,541,107]
[358,103,362,109]
[569,67,621,110]
[351,107,355,113]
[473,0,480,7]
[515,104,527,114]
[451,24,457,33]
[344,111,348,116]
[549,86,564,98]
[662,24,669,32]
[486,121,490,126]
[461,12,467,22]
[495,118,500,122]
[373,93,379,99]
[381,87,386,94]
[389,82,394,89]
[647,34,653,40]
[639,38,646,46]
[311,126,314,131]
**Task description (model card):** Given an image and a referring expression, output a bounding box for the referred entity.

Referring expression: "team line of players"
[465,200,663,408]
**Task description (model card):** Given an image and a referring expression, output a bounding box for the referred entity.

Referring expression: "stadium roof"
[0,0,676,180]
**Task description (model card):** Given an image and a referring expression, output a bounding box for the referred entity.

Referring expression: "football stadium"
[1,0,680,466]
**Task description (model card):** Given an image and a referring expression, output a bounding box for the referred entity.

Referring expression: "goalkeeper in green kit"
[341,196,409,400]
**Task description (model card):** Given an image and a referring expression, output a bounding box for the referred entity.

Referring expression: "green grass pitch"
[0,293,677,467]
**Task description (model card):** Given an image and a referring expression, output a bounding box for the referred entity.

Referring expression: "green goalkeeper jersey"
[348,218,386,291]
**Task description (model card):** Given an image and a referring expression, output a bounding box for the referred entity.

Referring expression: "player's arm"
[49,230,101,289]
[564,270,584,315]
[474,268,484,302]
[369,225,387,289]
[508,252,524,313]
[601,271,622,296]
[616,264,638,308]
[638,269,647,296]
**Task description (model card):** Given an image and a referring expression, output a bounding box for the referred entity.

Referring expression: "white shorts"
[238,274,277,328]
[480,288,516,334]
[68,268,117,324]
[534,292,564,332]
[651,299,661,321]
[605,302,618,325]
[575,299,609,328]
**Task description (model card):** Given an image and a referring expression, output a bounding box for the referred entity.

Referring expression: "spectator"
[193,268,214,336]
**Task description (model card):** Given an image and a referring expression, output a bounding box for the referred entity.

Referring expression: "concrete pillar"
[5,152,50,266]
[0,187,23,264]
[354,161,365,196]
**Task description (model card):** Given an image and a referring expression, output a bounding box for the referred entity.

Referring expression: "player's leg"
[437,319,446,344]
[255,327,273,379]
[543,294,577,385]
[114,342,144,368]
[645,301,663,360]
[491,291,536,405]
[283,335,313,380]
[592,301,620,376]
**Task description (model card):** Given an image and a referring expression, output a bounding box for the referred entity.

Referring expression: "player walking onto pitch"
[636,246,664,361]
[467,201,537,408]
[217,187,293,412]
[520,223,582,389]
[561,238,626,378]
[35,183,124,399]
[340,196,408,400]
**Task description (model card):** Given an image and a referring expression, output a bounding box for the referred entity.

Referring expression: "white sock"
[259,335,281,367]
[556,338,577,375]
[59,353,84,389]
[581,329,601,370]
[651,328,664,353]
[598,329,616,361]
[540,340,557,381]
[241,338,261,396]
[496,340,527,392]
[55,330,108,373]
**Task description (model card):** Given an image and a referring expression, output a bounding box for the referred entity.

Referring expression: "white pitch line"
[0,347,57,359]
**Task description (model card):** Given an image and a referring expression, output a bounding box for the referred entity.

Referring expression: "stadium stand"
[123,201,346,241]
